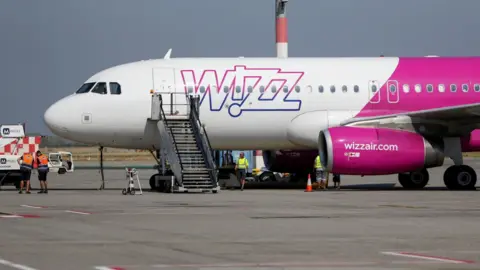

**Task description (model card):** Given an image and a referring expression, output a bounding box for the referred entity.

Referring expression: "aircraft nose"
[44,100,70,135]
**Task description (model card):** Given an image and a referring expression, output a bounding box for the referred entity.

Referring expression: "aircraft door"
[386,80,399,103]
[152,68,184,116]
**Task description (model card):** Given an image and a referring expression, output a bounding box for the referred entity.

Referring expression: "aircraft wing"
[342,103,480,136]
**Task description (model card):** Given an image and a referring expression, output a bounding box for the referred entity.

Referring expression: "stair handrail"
[187,95,218,184]
[158,94,184,171]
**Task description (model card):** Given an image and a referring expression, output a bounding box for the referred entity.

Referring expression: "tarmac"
[0,159,479,269]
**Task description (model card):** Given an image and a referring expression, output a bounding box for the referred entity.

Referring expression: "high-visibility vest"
[237,157,249,169]
[37,154,49,170]
[21,153,34,169]
[314,155,323,169]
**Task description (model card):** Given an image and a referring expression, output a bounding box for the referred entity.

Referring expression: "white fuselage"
[43,57,398,150]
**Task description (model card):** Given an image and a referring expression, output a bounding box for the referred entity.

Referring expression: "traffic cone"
[305,174,312,192]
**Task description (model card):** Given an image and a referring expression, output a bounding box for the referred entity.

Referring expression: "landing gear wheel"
[149,174,159,191]
[258,171,276,182]
[122,188,127,195]
[130,189,135,195]
[164,180,172,193]
[443,165,477,190]
[398,169,429,189]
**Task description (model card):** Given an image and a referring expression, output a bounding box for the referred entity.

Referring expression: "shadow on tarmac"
[0,183,477,192]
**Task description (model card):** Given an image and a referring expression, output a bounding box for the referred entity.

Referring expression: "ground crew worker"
[314,154,326,190]
[333,173,341,190]
[235,152,249,191]
[35,151,49,194]
[17,152,33,194]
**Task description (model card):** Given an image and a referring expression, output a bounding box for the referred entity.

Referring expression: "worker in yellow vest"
[314,155,326,190]
[235,152,249,191]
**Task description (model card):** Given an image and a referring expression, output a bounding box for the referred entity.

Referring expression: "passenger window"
[438,84,445,92]
[450,84,457,92]
[403,84,410,93]
[271,85,277,93]
[462,84,469,92]
[235,86,241,93]
[426,84,433,93]
[91,82,107,94]
[199,86,205,93]
[306,85,312,93]
[475,84,480,92]
[318,85,324,93]
[295,86,300,93]
[76,82,96,94]
[342,85,347,93]
[247,86,253,93]
[371,84,377,93]
[330,85,335,93]
[223,86,229,93]
[260,86,265,93]
[283,86,289,93]
[389,84,397,93]
[109,82,121,95]
[415,84,421,93]
[353,85,359,93]
[188,86,194,93]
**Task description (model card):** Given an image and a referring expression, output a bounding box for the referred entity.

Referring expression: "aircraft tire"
[443,165,477,190]
[398,169,429,189]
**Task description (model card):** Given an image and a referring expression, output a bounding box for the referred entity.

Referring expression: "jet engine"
[262,150,318,173]
[318,126,445,175]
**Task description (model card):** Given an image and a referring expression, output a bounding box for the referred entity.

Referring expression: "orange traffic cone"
[305,174,312,192]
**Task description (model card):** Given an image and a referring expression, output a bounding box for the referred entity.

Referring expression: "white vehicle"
[0,125,75,189]
[48,151,74,174]
[0,124,34,188]
[43,52,480,192]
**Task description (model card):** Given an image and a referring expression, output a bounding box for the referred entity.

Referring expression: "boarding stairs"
[149,92,219,193]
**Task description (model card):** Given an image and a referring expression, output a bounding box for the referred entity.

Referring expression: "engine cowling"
[318,126,445,175]
[262,150,317,173]
[461,129,480,152]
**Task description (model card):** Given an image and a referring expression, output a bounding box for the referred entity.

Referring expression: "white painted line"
[0,257,38,270]
[381,251,474,264]
[94,266,125,270]
[0,215,22,218]
[65,210,91,215]
[20,205,45,209]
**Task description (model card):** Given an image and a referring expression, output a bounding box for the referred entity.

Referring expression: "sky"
[1,0,480,134]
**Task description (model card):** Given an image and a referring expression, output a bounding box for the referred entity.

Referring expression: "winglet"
[163,48,172,59]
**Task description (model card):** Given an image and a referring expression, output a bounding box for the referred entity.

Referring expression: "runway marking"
[0,257,38,270]
[381,251,475,264]
[152,261,378,268]
[20,205,47,209]
[94,267,126,270]
[0,213,40,219]
[65,210,91,215]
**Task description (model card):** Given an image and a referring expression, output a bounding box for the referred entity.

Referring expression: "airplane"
[43,53,480,191]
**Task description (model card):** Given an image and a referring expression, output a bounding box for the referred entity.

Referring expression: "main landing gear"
[443,165,476,190]
[398,166,476,190]
[398,169,429,189]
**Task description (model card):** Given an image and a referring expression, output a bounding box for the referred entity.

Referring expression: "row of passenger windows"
[187,83,480,94]
[75,82,122,95]
[382,83,480,93]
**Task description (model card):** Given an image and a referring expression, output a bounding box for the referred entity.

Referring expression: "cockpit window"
[91,82,107,94]
[75,82,96,94]
[109,82,122,95]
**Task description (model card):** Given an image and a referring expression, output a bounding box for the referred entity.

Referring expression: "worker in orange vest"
[35,151,49,194]
[17,152,34,194]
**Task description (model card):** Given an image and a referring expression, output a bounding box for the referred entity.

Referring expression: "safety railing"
[188,95,218,186]
[150,93,184,184]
